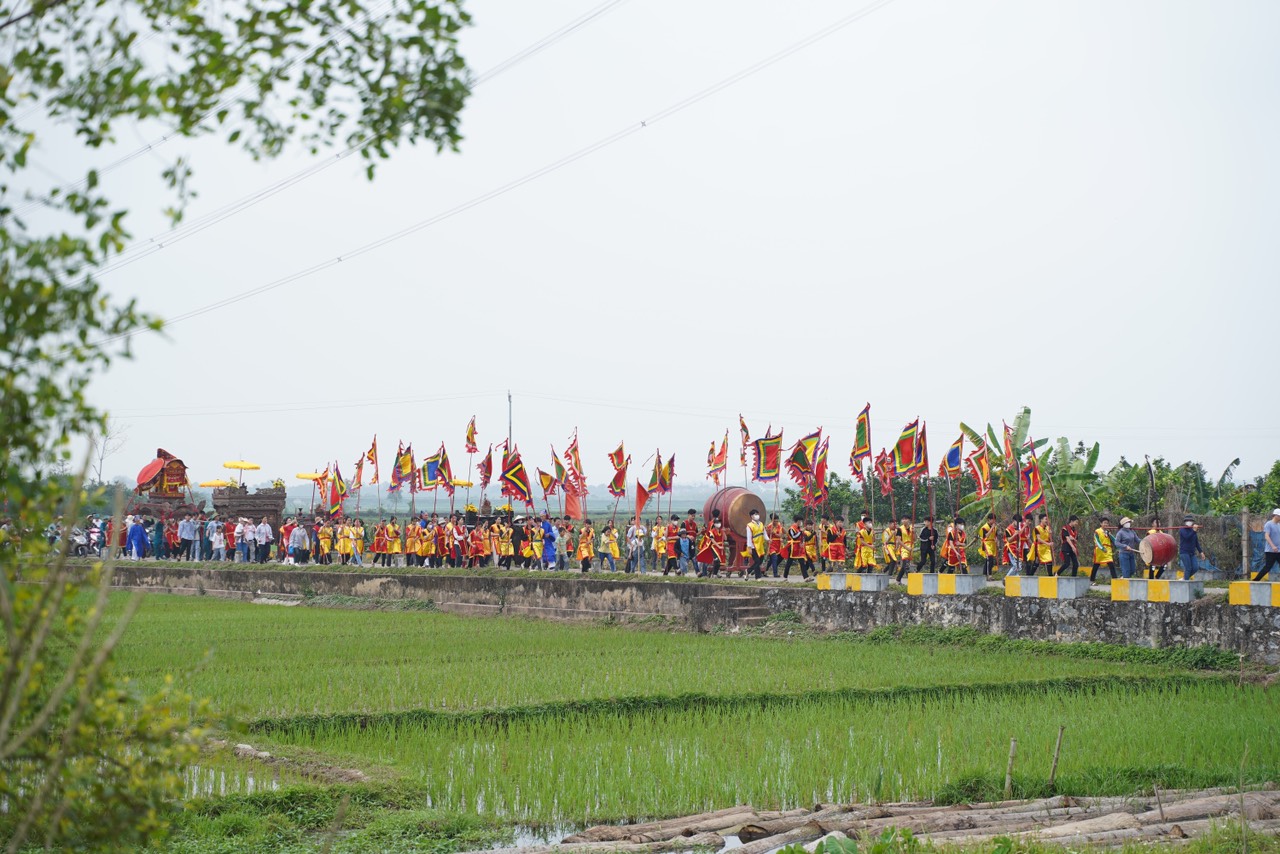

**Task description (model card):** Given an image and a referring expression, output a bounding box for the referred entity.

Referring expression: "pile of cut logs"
[469,786,1278,853]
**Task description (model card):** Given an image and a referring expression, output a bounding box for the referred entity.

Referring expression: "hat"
[513,515,525,523]
[1273,508,1280,517]
[1120,517,1132,526]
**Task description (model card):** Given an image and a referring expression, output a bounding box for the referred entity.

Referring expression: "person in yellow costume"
[744,509,767,579]
[977,512,999,577]
[418,520,435,566]
[894,517,915,583]
[577,519,595,571]
[351,519,365,566]
[881,523,899,576]
[385,517,402,566]
[496,519,514,568]
[853,514,877,572]
[335,521,353,565]
[403,522,419,566]
[1028,512,1052,575]
[528,520,544,566]
[1089,516,1116,582]
[600,522,620,572]
[942,517,967,573]
[317,519,334,565]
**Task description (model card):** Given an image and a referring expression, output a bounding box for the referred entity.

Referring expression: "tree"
[1,1,473,847]
[88,417,129,486]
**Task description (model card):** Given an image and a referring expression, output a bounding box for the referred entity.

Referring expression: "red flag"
[635,479,650,521]
[608,442,626,470]
[564,488,584,521]
[875,450,894,497]
[893,421,918,475]
[477,444,493,489]
[967,443,991,497]
[608,458,629,497]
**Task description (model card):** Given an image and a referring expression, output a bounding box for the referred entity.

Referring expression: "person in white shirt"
[255,517,273,562]
[211,527,226,561]
[626,517,647,574]
[236,519,253,562]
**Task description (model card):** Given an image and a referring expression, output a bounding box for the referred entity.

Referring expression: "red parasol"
[136,457,165,491]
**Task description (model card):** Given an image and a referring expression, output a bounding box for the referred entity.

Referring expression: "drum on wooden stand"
[1138,532,1177,566]
[702,487,766,573]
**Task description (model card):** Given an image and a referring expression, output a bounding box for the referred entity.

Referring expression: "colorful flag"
[874,450,894,497]
[352,455,363,489]
[648,451,663,494]
[893,420,918,476]
[464,417,478,454]
[420,449,441,491]
[365,436,379,485]
[786,429,822,484]
[608,441,626,470]
[707,432,728,485]
[660,454,675,493]
[1020,447,1045,513]
[942,434,963,479]
[751,429,783,482]
[438,445,455,496]
[500,448,533,506]
[565,430,586,494]
[850,403,872,479]
[477,444,493,490]
[739,414,750,467]
[388,442,408,491]
[334,464,348,502]
[538,468,558,498]
[805,438,830,507]
[967,443,991,498]
[912,421,929,480]
[1003,421,1016,465]
[607,458,629,498]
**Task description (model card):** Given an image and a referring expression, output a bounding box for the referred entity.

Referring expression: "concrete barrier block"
[907,573,985,596]
[1112,578,1204,604]
[1005,575,1092,599]
[1228,581,1280,607]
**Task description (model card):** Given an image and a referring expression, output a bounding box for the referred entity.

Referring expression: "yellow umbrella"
[198,479,234,488]
[296,472,324,481]
[223,459,261,485]
[450,479,474,488]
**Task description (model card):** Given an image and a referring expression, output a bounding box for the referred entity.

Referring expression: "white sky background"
[64,0,1279,485]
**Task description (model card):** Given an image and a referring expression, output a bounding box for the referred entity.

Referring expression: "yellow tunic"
[336,525,354,556]
[404,526,419,556]
[577,525,595,559]
[352,525,364,553]
[881,526,899,562]
[1032,524,1052,564]
[978,523,998,559]
[386,523,402,554]
[899,525,915,560]
[418,526,434,558]
[1093,526,1114,565]
[853,525,876,569]
[603,529,619,559]
[497,524,514,557]
[317,526,333,556]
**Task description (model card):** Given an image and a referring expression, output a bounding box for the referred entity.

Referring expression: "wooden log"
[564,806,752,843]
[627,811,758,843]
[803,831,850,852]
[737,807,862,842]
[731,821,827,854]
[1033,811,1142,838]
[473,831,726,854]
[1133,791,1280,825]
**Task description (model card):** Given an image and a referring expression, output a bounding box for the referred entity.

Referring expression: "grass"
[106,594,1198,719]
[260,680,1277,824]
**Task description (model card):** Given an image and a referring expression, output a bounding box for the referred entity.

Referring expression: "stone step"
[736,616,768,627]
[692,595,763,604]
[732,606,771,617]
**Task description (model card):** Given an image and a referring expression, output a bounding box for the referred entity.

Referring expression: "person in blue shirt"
[678,530,693,576]
[1178,517,1204,580]
[541,513,557,569]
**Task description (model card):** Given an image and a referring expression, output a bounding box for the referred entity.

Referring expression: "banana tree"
[958,406,1049,516]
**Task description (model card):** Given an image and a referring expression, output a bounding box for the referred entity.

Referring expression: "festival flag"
[874,449,894,497]
[893,420,918,476]
[608,441,626,470]
[1003,421,1016,465]
[739,414,750,467]
[352,455,363,489]
[912,421,929,480]
[1020,447,1045,513]
[660,454,675,494]
[942,434,963,479]
[966,442,991,498]
[365,436,379,485]
[464,417,478,454]
[538,468,558,498]
[550,446,567,486]
[648,452,663,494]
[786,429,822,484]
[850,403,872,480]
[334,464,348,502]
[477,444,493,490]
[565,430,586,495]
[438,445,455,496]
[805,438,830,507]
[607,457,629,498]
[388,442,408,491]
[500,448,534,506]
[420,449,441,491]
[707,432,728,485]
[751,429,783,482]
[635,479,651,521]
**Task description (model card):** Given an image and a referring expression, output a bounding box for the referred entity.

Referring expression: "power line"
[79,0,631,280]
[101,0,897,344]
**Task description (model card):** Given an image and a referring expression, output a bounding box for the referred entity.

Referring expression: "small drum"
[1139,532,1177,566]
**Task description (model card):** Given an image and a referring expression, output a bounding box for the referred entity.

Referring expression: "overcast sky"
[68,0,1279,487]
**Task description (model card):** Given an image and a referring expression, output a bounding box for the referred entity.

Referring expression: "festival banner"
[464,417,478,454]
[420,449,441,491]
[608,441,626,470]
[911,421,929,480]
[942,434,963,479]
[635,479,651,520]
[707,432,728,485]
[967,443,991,497]
[751,429,783,482]
[739,414,750,467]
[1020,447,1045,513]
[437,445,455,496]
[537,468,558,498]
[785,429,822,484]
[365,436,379,485]
[607,458,629,498]
[874,450,894,497]
[892,420,918,475]
[500,448,534,506]
[849,403,871,480]
[477,444,493,490]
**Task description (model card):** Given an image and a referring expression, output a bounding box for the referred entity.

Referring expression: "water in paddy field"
[183,763,284,798]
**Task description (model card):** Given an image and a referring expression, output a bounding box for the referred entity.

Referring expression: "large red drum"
[702,487,767,571]
[1139,532,1177,566]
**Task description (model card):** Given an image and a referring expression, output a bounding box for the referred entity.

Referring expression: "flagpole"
[610,492,621,527]
[466,451,474,510]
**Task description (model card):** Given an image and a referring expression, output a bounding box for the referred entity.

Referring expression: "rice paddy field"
[96,592,1280,852]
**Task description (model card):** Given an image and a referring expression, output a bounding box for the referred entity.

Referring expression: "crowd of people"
[49,503,1280,584]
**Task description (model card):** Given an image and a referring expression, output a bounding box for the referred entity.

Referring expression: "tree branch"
[0,0,73,33]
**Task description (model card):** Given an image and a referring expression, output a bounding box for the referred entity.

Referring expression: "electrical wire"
[97,0,897,345]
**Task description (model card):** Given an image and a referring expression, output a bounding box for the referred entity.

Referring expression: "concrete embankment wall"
[109,566,1280,664]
